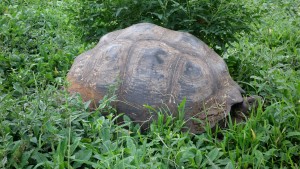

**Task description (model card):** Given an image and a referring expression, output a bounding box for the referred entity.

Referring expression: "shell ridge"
[166,56,184,105]
[116,40,141,110]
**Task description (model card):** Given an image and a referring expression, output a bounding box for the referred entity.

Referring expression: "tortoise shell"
[67,23,244,133]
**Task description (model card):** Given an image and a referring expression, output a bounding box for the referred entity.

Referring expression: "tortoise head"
[229,95,262,123]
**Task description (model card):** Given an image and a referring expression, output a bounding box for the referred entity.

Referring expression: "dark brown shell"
[67,23,244,133]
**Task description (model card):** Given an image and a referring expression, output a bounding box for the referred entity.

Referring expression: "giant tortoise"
[67,23,258,133]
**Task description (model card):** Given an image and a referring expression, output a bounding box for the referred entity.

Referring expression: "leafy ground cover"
[0,0,299,168]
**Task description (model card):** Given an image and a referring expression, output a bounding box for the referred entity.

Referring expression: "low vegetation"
[0,0,299,168]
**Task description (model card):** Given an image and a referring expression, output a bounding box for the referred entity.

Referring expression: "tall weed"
[223,0,300,167]
[78,0,257,53]
[0,0,85,94]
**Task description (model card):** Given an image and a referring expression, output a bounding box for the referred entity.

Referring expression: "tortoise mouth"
[231,95,261,114]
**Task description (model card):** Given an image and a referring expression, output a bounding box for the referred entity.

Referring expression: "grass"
[0,0,299,168]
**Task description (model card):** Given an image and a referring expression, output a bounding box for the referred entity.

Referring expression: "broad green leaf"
[225,162,234,169]
[195,150,203,165]
[30,137,37,144]
[20,150,34,167]
[70,137,81,155]
[177,97,186,121]
[286,132,300,138]
[84,100,91,110]
[101,122,111,141]
[74,149,92,161]
[32,151,48,164]
[1,156,7,167]
[207,148,220,162]
[206,156,220,169]
[126,137,136,154]
[264,148,277,160]
[114,156,134,169]
[151,12,163,20]
[13,82,23,94]
[179,150,195,164]
[253,150,264,162]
